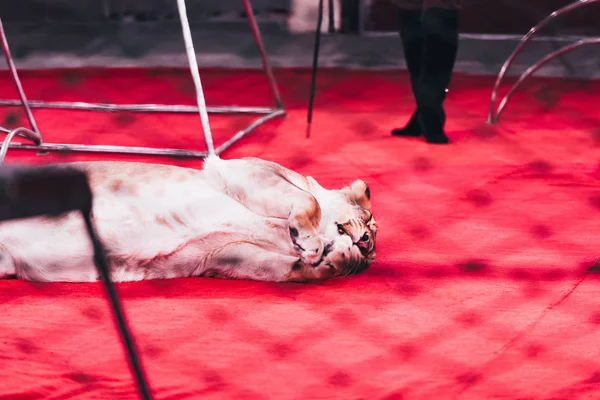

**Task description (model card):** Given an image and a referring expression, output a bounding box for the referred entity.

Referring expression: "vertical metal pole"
[102,0,111,18]
[306,0,325,138]
[241,0,285,110]
[328,0,335,32]
[358,0,366,36]
[175,0,216,156]
[0,18,42,137]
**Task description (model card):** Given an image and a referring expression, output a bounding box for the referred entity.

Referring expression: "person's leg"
[416,0,459,144]
[391,0,424,137]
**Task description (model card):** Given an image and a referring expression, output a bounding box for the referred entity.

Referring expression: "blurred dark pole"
[306,0,325,138]
[341,0,360,34]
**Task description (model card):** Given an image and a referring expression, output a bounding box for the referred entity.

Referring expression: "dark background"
[367,0,600,34]
[0,0,290,23]
[2,0,599,35]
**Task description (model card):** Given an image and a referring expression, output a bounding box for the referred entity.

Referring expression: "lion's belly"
[0,165,294,282]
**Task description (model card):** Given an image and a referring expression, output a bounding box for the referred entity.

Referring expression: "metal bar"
[487,0,600,124]
[6,142,209,158]
[81,213,153,400]
[176,0,215,156]
[490,38,600,124]
[0,100,277,114]
[241,0,285,110]
[0,127,42,165]
[9,126,40,145]
[215,108,285,155]
[102,0,111,19]
[3,106,283,160]
[358,0,367,36]
[0,0,286,162]
[0,18,42,137]
[328,0,335,33]
[306,0,325,139]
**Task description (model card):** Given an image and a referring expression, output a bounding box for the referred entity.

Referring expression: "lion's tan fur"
[0,156,376,283]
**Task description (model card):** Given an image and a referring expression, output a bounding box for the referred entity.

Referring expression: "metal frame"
[487,0,600,124]
[0,0,286,165]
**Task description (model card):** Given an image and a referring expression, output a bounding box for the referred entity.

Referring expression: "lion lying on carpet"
[0,156,377,283]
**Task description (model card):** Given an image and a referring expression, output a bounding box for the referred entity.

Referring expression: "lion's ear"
[342,180,371,209]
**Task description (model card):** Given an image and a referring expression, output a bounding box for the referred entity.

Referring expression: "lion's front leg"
[202,156,325,265]
[202,242,333,283]
[287,195,324,265]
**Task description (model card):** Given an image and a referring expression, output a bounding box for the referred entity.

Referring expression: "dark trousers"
[392,2,459,143]
[391,0,460,9]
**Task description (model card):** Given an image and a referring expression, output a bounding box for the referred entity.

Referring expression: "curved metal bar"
[487,0,600,124]
[13,126,41,145]
[0,126,41,145]
[0,18,42,137]
[490,39,600,124]
[0,127,41,166]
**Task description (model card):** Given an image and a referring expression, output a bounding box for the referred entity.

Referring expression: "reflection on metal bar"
[492,39,600,123]
[176,0,215,156]
[0,19,41,136]
[6,141,210,158]
[487,0,600,124]
[0,0,286,162]
[216,108,285,154]
[0,127,42,165]
[2,108,284,160]
[0,100,277,114]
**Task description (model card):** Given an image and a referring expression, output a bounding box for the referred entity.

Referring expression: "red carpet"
[0,67,599,400]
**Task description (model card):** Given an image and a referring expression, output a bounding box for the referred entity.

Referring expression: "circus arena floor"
[0,67,599,399]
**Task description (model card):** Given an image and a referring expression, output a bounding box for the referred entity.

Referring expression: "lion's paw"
[289,227,324,266]
[311,260,337,281]
[286,256,336,283]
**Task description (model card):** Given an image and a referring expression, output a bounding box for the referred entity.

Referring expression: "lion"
[0,156,377,283]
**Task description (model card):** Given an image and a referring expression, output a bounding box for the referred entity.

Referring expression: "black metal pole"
[82,212,153,400]
[328,0,335,33]
[306,0,325,138]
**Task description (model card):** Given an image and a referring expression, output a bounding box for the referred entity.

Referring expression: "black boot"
[391,8,423,138]
[416,7,459,145]
[392,109,421,137]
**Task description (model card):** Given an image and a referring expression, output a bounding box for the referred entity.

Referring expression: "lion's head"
[308,178,377,278]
